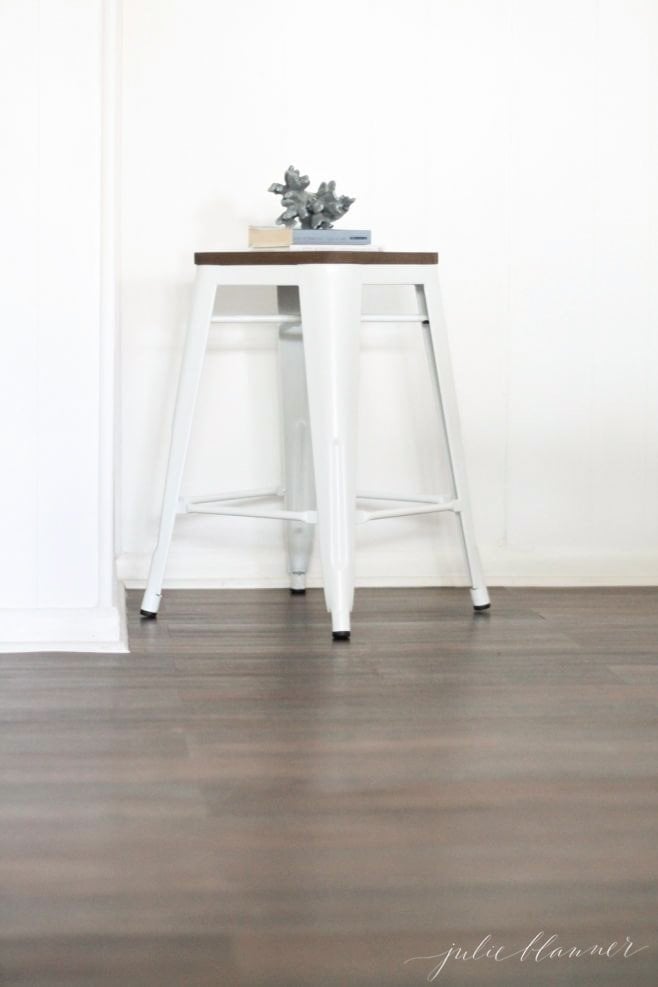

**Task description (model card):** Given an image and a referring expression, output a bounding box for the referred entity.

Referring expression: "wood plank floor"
[0,587,656,986]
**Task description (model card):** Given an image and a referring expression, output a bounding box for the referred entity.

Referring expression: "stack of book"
[248,226,374,249]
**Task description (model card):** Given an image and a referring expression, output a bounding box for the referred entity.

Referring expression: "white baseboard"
[118,549,658,589]
[0,574,129,653]
[482,549,658,586]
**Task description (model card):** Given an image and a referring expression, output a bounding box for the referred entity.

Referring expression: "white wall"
[0,0,123,649]
[119,0,658,589]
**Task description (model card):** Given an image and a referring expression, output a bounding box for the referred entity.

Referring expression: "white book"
[248,226,382,251]
[248,244,385,251]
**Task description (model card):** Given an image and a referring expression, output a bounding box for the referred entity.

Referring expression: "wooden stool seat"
[194,250,438,266]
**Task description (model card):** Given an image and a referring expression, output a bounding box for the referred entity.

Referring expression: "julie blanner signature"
[405,932,648,981]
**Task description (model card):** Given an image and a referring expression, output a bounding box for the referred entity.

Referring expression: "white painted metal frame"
[141,262,490,637]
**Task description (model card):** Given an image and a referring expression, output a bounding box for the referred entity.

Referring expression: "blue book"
[292,229,372,245]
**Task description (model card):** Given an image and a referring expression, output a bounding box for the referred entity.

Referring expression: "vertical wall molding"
[100,0,120,608]
[0,0,126,652]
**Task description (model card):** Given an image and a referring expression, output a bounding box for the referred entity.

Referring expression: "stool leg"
[416,279,490,612]
[140,268,217,616]
[300,266,362,640]
[277,287,316,594]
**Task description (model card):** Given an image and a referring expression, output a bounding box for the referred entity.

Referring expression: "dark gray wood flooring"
[0,587,656,986]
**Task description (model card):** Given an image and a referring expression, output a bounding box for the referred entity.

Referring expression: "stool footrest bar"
[357,491,453,505]
[357,500,460,523]
[183,502,317,523]
[178,491,459,525]
[185,486,282,505]
[210,314,427,325]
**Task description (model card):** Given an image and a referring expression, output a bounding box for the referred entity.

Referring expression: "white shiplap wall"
[118,0,658,588]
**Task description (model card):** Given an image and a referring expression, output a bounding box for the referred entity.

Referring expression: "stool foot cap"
[332,630,351,642]
[140,609,158,619]
[290,588,306,596]
[473,603,491,612]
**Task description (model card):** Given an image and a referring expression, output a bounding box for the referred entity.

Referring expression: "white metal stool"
[140,250,490,640]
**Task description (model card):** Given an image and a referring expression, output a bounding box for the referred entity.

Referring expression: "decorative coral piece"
[269,166,355,229]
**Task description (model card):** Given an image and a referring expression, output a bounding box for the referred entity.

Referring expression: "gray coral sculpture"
[268,166,355,229]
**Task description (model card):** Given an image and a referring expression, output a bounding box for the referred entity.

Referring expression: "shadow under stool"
[140,249,490,640]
